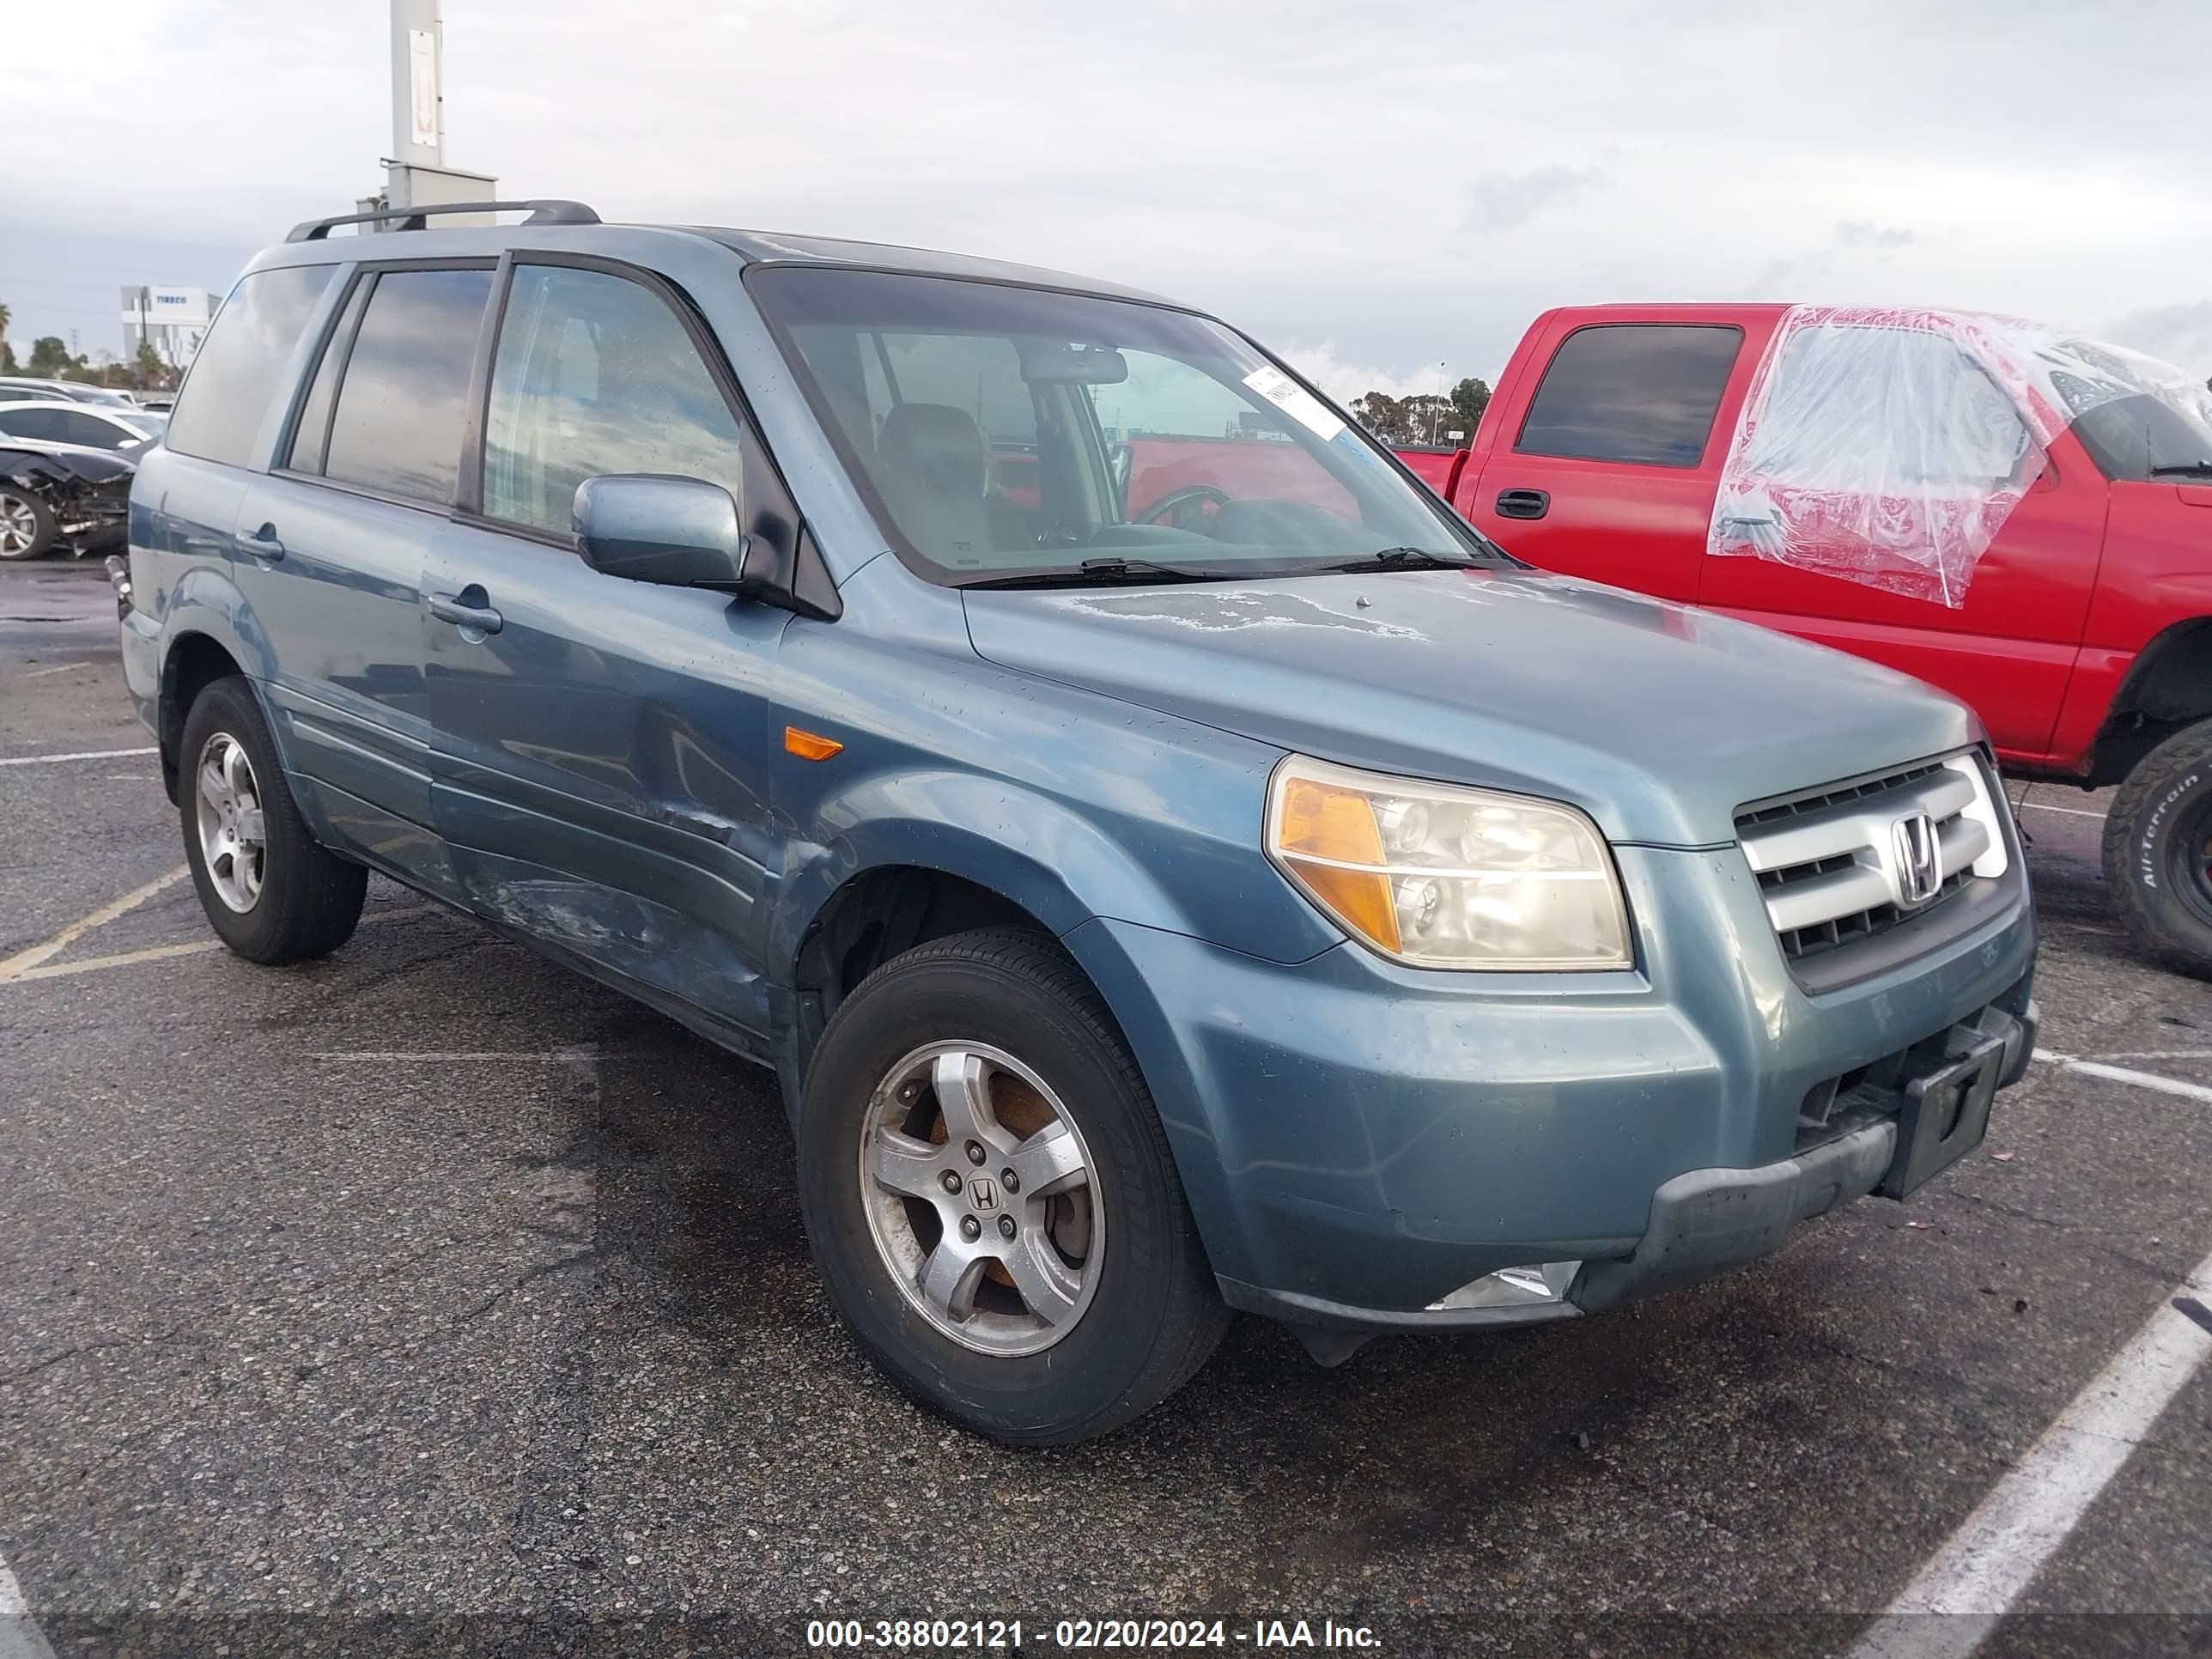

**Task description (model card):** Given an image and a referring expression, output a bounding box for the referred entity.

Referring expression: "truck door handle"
[234,522,285,561]
[428,591,504,635]
[1494,488,1550,520]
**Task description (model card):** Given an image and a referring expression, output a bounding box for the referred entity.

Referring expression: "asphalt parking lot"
[2,557,2207,1659]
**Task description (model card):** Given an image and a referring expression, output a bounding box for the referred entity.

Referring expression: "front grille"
[1737,752,2008,983]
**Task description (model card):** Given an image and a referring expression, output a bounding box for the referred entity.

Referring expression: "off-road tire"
[2104,718,2212,977]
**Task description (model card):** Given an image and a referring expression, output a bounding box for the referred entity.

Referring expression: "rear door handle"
[1493,488,1550,520]
[428,591,504,635]
[234,522,285,560]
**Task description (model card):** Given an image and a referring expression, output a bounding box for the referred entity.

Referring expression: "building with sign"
[121,286,218,370]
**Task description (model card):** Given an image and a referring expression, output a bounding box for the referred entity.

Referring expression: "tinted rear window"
[164,265,335,468]
[322,268,494,503]
[1516,324,1742,467]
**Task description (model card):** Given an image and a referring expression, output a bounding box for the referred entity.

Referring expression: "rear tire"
[796,927,1229,1444]
[179,675,367,964]
[0,488,56,560]
[2104,718,2212,977]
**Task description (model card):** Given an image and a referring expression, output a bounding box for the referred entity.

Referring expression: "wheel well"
[159,634,245,802]
[793,866,1053,1052]
[2090,618,2212,787]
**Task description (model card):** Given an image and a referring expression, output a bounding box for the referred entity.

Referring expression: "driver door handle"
[1493,488,1550,520]
[428,591,504,635]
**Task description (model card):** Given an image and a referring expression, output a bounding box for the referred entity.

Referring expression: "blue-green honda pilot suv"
[118,200,2037,1443]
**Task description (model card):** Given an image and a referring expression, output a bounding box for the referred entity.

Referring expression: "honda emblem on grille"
[1893,811,1941,905]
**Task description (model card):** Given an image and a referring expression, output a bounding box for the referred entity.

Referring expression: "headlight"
[1264,755,1632,970]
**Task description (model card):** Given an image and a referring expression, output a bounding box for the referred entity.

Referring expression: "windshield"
[117,412,167,441]
[750,266,1495,584]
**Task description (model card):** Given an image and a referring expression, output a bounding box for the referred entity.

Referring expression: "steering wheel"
[1132,484,1231,532]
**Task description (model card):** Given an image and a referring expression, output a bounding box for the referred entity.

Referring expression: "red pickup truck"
[1395,302,2212,975]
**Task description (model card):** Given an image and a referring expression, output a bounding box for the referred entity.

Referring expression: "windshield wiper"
[959,556,1224,590]
[1305,546,1486,574]
[2148,461,2212,478]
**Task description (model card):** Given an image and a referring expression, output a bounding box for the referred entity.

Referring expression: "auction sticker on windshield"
[1244,364,1346,441]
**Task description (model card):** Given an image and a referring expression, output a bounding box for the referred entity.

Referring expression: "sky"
[3,0,2209,403]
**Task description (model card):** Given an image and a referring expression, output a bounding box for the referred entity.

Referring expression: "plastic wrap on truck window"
[1707,305,2212,607]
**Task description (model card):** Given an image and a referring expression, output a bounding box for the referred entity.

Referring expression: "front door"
[426,258,788,1037]
[1694,319,2107,765]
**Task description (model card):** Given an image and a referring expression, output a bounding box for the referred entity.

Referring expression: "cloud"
[1834,221,1919,251]
[1465,164,1607,231]
[1,1,2207,377]
[1743,219,1923,298]
[2100,301,2212,376]
[1275,342,1449,408]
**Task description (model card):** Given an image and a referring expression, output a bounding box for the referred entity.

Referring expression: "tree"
[1449,375,1492,436]
[135,342,171,392]
[1351,390,1460,446]
[0,303,12,374]
[26,336,71,377]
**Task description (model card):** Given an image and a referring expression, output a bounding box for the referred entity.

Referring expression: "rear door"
[232,261,495,876]
[1463,320,1749,600]
[425,257,789,1037]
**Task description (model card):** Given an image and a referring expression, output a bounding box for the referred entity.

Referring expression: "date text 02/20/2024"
[804,1617,1382,1649]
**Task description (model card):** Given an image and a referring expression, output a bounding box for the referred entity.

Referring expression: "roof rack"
[285,199,602,243]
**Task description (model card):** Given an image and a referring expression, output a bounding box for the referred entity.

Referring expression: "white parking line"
[2035,1048,2212,1106]
[0,1553,58,1659]
[0,904,438,986]
[307,1048,594,1062]
[16,660,88,681]
[0,865,186,982]
[1845,1242,2212,1659]
[2015,801,2106,820]
[0,746,158,767]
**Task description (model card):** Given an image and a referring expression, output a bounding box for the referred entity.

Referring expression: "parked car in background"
[0,441,132,559]
[118,204,2034,1443]
[1396,303,2212,975]
[0,399,166,456]
[0,375,141,408]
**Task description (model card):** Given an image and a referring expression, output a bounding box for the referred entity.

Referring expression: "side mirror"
[574,474,750,592]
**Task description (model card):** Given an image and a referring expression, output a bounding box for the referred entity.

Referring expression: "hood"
[0,441,135,483]
[963,568,1975,848]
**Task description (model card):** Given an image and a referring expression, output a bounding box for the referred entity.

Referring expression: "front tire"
[796,928,1229,1444]
[179,676,368,963]
[2104,718,2212,977]
[0,488,56,560]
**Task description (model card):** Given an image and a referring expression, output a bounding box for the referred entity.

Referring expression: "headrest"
[877,403,987,498]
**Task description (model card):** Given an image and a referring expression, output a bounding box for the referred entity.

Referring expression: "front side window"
[62,410,132,450]
[322,267,495,503]
[1740,325,2031,489]
[165,264,335,468]
[483,264,745,534]
[756,266,1490,582]
[1516,325,1742,467]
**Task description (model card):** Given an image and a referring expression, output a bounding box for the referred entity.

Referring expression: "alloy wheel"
[194,732,267,912]
[0,495,37,556]
[857,1040,1103,1357]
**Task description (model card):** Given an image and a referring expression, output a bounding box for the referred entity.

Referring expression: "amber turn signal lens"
[1273,776,1402,953]
[784,726,844,762]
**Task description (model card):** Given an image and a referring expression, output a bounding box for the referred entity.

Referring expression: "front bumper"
[1215,999,2035,1346]
[1065,839,2037,1330]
